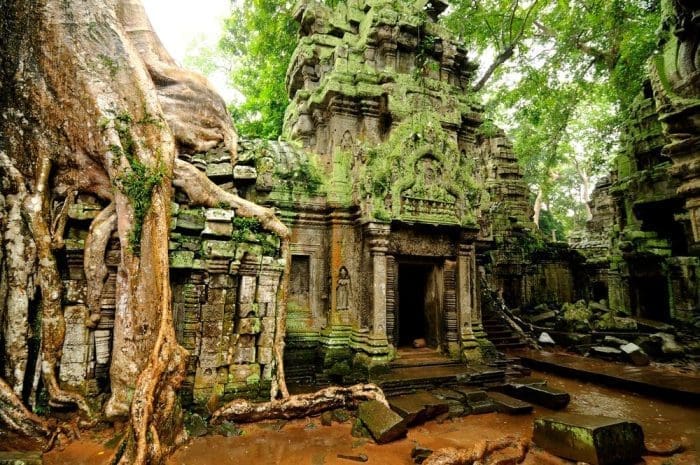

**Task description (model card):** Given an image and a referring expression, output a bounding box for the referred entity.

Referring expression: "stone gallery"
[1,0,700,464]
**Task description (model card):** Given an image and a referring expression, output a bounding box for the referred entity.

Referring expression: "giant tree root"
[423,436,529,465]
[0,377,51,439]
[84,203,116,328]
[210,384,388,424]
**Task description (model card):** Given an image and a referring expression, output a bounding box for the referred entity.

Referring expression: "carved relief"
[336,266,350,311]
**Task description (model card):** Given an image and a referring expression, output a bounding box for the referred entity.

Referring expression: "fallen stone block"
[531,310,557,323]
[388,391,449,426]
[467,399,498,415]
[487,392,533,414]
[602,335,630,347]
[499,382,570,410]
[450,386,488,403]
[620,342,650,366]
[0,452,42,465]
[538,332,556,345]
[590,346,623,360]
[358,400,407,444]
[533,413,644,465]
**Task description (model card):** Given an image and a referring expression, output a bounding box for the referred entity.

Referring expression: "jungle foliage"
[187,0,662,238]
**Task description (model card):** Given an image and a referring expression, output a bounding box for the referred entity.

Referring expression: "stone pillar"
[457,230,482,362]
[352,222,391,362]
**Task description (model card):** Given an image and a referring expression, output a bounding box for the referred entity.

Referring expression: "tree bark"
[211,384,388,424]
[423,437,529,465]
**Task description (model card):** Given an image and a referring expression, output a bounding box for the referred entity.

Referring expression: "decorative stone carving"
[336,266,350,311]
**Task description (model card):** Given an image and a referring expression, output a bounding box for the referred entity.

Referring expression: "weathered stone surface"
[358,400,407,444]
[531,311,557,323]
[620,342,650,366]
[651,332,684,356]
[533,414,644,465]
[538,332,555,345]
[0,452,43,465]
[388,391,449,426]
[233,165,258,180]
[590,346,623,361]
[487,392,533,415]
[505,383,570,410]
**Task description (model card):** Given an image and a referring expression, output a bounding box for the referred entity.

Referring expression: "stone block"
[487,392,533,415]
[233,165,258,180]
[388,391,449,426]
[494,378,569,410]
[206,162,233,179]
[170,250,195,269]
[467,400,497,415]
[202,240,236,259]
[203,221,233,237]
[239,276,257,303]
[620,342,650,366]
[229,363,261,385]
[451,386,488,403]
[205,208,235,222]
[233,347,257,364]
[237,317,262,335]
[533,414,644,465]
[530,310,557,323]
[358,400,407,444]
[257,347,273,364]
[209,274,235,289]
[177,208,205,231]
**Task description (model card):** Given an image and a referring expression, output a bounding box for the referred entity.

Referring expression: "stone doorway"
[397,262,442,349]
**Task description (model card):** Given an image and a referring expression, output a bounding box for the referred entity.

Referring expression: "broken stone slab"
[487,392,533,415]
[0,452,42,465]
[620,342,650,366]
[589,346,623,360]
[450,386,488,403]
[532,413,644,465]
[493,378,569,410]
[651,332,684,356]
[468,399,498,415]
[530,310,558,323]
[504,383,571,410]
[358,400,407,444]
[538,332,555,345]
[388,391,449,426]
[602,335,630,347]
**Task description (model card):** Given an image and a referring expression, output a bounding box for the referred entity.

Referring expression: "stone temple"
[47,0,700,409]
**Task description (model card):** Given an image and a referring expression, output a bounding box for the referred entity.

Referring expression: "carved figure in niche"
[336,266,350,310]
[340,130,354,152]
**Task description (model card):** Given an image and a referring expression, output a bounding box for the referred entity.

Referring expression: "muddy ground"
[38,371,700,465]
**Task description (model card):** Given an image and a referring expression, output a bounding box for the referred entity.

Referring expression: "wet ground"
[41,370,700,465]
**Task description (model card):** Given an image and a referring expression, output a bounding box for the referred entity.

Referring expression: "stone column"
[457,230,482,362]
[355,222,391,360]
[367,223,390,341]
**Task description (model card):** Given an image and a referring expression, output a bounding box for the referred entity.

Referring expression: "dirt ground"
[39,371,700,465]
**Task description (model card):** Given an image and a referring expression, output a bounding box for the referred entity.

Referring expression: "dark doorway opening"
[591,281,608,302]
[398,263,438,348]
[630,273,670,322]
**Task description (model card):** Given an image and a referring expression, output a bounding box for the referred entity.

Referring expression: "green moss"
[231,216,278,256]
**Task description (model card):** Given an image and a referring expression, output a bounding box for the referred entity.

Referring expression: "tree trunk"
[0,1,288,463]
[532,187,544,229]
